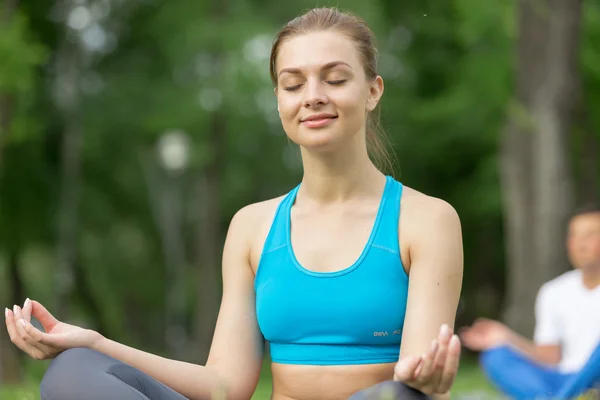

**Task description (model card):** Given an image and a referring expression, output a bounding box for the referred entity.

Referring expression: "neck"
[297,136,386,204]
[581,265,600,290]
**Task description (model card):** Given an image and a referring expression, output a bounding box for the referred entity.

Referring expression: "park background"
[0,0,598,398]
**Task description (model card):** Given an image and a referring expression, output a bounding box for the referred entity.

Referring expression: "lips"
[300,114,338,128]
[301,114,337,122]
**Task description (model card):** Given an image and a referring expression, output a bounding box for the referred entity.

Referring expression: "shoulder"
[230,195,286,230]
[539,269,581,297]
[228,193,290,270]
[399,185,462,241]
[397,184,462,272]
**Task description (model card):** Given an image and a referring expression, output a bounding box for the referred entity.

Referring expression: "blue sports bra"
[255,176,409,365]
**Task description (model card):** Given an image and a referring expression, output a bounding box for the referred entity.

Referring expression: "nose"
[303,80,328,108]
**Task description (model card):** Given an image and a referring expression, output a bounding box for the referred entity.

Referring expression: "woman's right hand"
[4,298,103,360]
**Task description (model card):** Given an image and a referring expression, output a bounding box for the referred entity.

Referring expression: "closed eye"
[282,80,346,91]
[283,84,303,91]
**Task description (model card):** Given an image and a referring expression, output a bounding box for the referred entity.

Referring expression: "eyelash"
[283,80,347,91]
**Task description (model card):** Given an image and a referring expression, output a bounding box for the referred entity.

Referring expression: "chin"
[293,132,347,153]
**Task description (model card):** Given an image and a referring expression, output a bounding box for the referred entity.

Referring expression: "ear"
[366,76,384,112]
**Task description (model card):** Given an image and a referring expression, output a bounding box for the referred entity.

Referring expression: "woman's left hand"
[393,324,461,395]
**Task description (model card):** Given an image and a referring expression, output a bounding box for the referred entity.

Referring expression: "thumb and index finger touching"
[21,298,59,332]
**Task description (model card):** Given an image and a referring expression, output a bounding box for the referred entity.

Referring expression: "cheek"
[335,88,369,115]
[592,240,600,254]
[277,95,300,118]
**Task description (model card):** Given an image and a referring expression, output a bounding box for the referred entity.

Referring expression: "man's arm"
[507,283,562,365]
[461,281,562,367]
[504,333,561,365]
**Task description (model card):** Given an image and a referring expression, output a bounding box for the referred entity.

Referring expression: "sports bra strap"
[261,185,299,254]
[371,178,403,254]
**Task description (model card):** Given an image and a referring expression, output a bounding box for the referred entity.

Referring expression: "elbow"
[534,346,561,366]
[221,380,255,400]
[203,366,257,400]
[228,387,255,400]
[220,382,256,400]
[545,349,561,365]
[548,353,561,365]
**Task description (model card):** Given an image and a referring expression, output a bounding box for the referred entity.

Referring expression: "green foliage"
[1,0,599,381]
[0,11,47,144]
[0,12,46,94]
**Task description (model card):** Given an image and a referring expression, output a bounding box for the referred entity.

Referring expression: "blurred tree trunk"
[574,101,599,205]
[0,95,13,169]
[0,250,24,383]
[0,0,23,385]
[73,254,108,335]
[0,0,18,165]
[193,0,229,363]
[54,37,84,322]
[500,0,581,337]
[140,148,189,359]
[194,109,226,363]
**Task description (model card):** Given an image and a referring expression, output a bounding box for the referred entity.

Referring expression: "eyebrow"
[278,61,353,77]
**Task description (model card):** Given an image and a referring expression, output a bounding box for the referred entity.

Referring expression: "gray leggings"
[40,348,430,400]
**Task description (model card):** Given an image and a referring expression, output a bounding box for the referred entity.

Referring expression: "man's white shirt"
[534,269,600,373]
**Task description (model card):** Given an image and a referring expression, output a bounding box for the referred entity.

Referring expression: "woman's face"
[274,30,383,152]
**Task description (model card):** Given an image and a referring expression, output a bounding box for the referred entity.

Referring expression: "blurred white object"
[157,130,190,172]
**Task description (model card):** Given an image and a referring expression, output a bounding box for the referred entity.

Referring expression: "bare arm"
[461,280,562,367]
[505,334,561,365]
[399,198,464,399]
[91,339,224,400]
[93,206,264,400]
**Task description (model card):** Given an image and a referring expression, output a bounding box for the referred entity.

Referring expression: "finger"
[429,335,449,391]
[16,316,55,351]
[30,300,59,332]
[14,318,53,360]
[438,324,452,346]
[18,319,57,358]
[20,318,58,346]
[472,318,493,328]
[13,305,23,321]
[414,340,438,382]
[458,326,470,337]
[394,356,422,383]
[5,308,40,359]
[22,298,32,322]
[438,335,461,393]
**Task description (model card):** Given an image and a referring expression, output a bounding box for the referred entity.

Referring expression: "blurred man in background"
[460,205,600,399]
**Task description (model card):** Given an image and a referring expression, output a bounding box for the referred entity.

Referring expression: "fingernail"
[441,324,451,338]
[12,305,17,314]
[4,308,8,318]
[451,334,460,345]
[24,298,30,307]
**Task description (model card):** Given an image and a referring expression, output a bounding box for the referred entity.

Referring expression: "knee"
[40,348,101,400]
[349,381,430,400]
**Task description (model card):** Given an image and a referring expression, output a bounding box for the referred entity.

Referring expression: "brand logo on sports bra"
[373,329,402,337]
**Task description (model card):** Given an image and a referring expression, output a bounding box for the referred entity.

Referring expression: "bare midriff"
[269,362,396,400]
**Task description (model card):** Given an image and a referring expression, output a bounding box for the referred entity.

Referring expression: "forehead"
[276,30,362,73]
[570,213,600,232]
